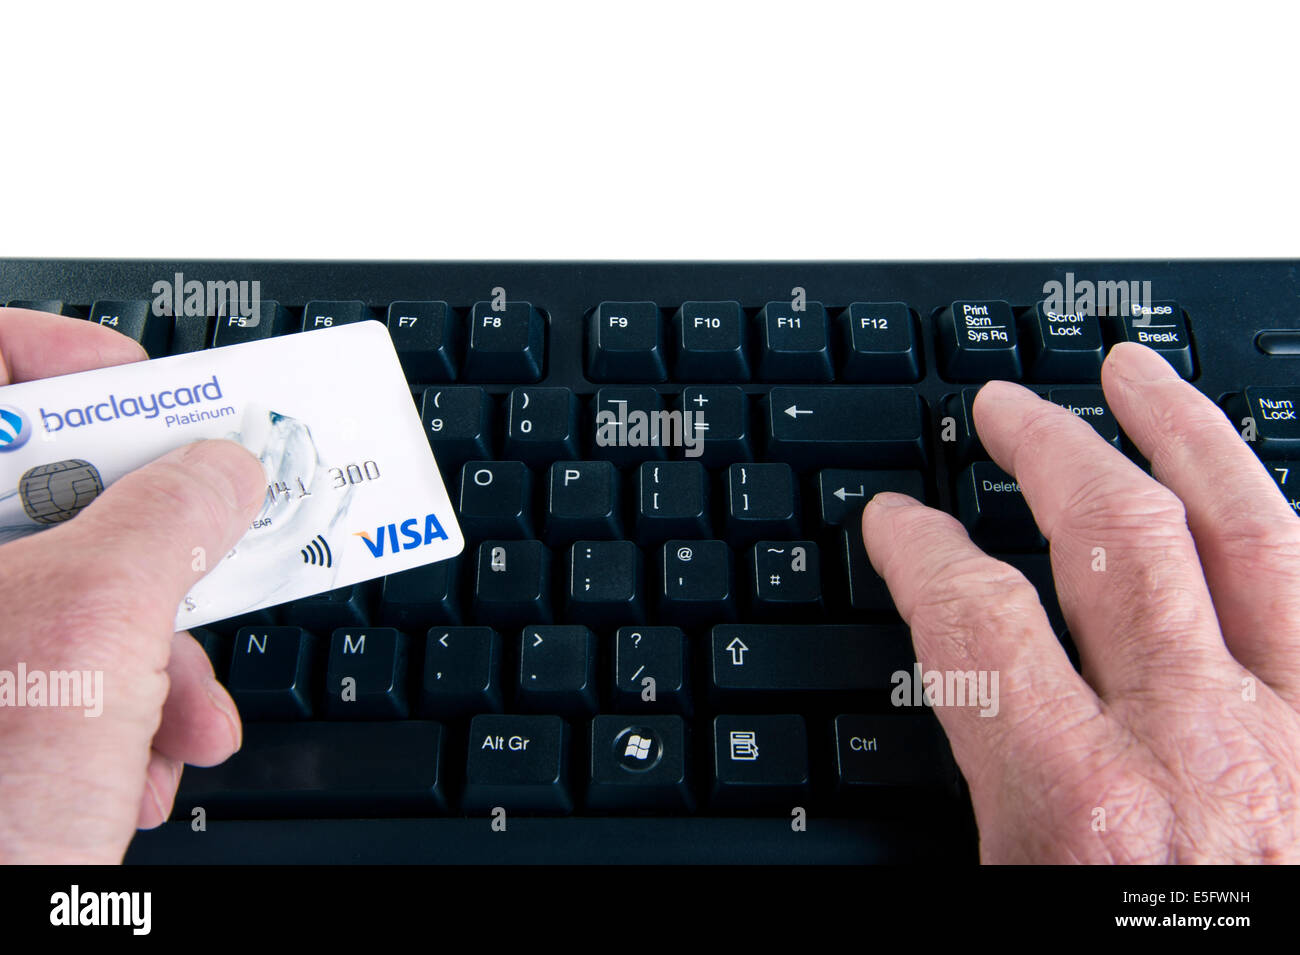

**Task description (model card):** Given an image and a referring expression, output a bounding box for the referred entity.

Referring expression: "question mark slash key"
[613,627,689,714]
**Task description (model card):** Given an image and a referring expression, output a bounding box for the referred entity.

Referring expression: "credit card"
[0,320,464,630]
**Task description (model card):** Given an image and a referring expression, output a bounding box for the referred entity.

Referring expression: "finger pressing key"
[972,378,1239,703]
[862,493,1109,806]
[1101,342,1300,707]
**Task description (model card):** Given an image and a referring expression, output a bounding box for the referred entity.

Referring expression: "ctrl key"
[833,714,956,792]
[464,715,572,813]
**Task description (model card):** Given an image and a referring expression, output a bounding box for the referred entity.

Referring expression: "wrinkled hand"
[864,342,1300,863]
[0,308,263,863]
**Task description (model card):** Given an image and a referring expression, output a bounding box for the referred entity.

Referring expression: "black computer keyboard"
[2,260,1297,864]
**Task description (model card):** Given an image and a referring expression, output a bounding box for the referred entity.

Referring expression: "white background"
[1,1,1296,260]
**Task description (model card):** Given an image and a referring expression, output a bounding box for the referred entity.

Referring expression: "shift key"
[710,624,914,708]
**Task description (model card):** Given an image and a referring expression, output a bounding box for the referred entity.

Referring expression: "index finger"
[972,379,1236,702]
[0,307,147,385]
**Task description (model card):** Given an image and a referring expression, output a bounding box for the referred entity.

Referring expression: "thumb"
[51,439,266,627]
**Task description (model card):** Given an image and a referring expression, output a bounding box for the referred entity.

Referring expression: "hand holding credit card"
[0,321,464,630]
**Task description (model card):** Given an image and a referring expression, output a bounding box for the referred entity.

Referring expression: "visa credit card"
[0,320,464,630]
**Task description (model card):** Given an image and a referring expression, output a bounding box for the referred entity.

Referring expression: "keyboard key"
[817,469,926,528]
[464,714,572,813]
[90,300,170,356]
[379,558,462,630]
[324,627,409,719]
[227,626,317,720]
[676,386,751,465]
[840,526,895,613]
[711,714,809,808]
[588,716,693,811]
[517,625,597,715]
[1245,387,1300,458]
[175,722,447,817]
[635,461,709,543]
[591,387,668,465]
[386,301,459,382]
[301,299,376,332]
[566,540,644,625]
[833,714,955,791]
[1116,301,1194,378]
[458,461,533,538]
[1266,462,1300,514]
[1025,300,1103,381]
[1048,388,1121,448]
[421,386,493,475]
[587,302,667,382]
[672,301,749,380]
[612,626,689,714]
[936,300,1021,381]
[465,300,545,381]
[421,627,503,717]
[940,387,988,463]
[763,386,926,469]
[288,582,374,632]
[210,300,289,346]
[473,540,553,628]
[190,627,231,680]
[709,624,913,708]
[838,302,920,382]
[505,387,578,464]
[749,541,821,614]
[657,540,736,625]
[5,300,81,316]
[955,461,1045,551]
[725,463,799,543]
[756,301,833,381]
[544,461,622,544]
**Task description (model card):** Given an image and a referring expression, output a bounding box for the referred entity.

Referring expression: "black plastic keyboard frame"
[2,258,1295,865]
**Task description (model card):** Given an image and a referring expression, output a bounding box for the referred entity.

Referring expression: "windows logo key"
[614,726,663,772]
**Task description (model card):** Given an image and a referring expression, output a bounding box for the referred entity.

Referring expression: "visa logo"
[354,513,449,557]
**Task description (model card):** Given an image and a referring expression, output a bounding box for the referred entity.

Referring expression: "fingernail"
[1107,342,1180,383]
[868,491,919,510]
[205,679,242,750]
